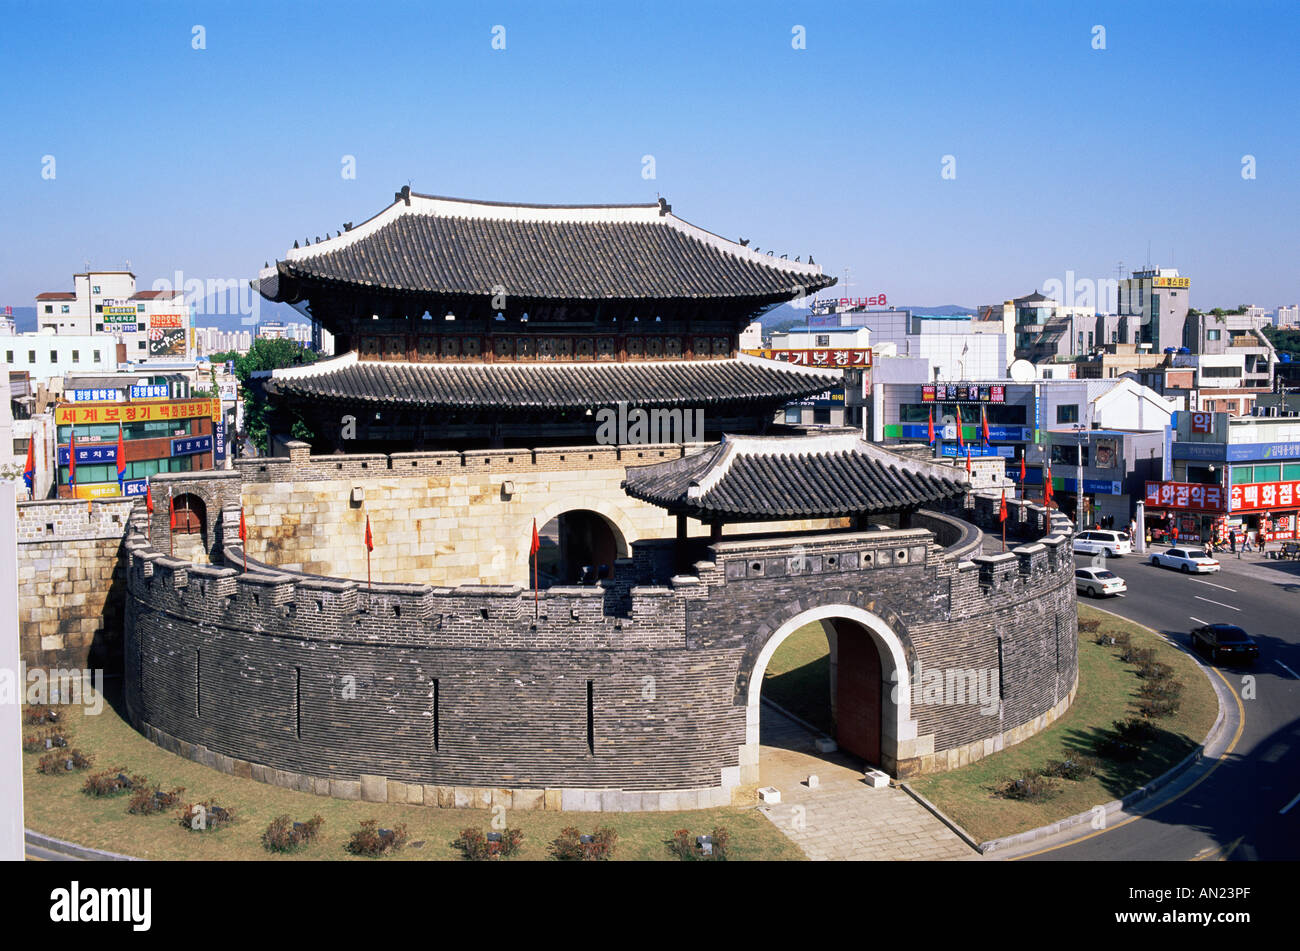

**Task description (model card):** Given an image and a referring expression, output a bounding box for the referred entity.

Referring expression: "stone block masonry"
[16,499,135,669]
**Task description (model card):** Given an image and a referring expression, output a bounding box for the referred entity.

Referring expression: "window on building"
[1202,365,1239,378]
[813,408,832,425]
[92,285,100,294]
[1232,467,1252,486]
[95,323,103,332]
[1056,404,1079,424]
[61,305,69,314]
[93,350,101,362]
[137,304,146,313]
[71,350,79,363]
[1283,463,1300,481]
[1253,464,1281,484]
[1088,332,1094,349]
[1111,330,1118,343]
[138,341,146,350]
[4,351,11,364]
[43,305,53,314]
[13,438,28,455]
[1207,329,1221,341]
[784,407,801,424]
[28,351,35,364]
[94,305,103,314]
[50,351,58,363]
[815,335,831,347]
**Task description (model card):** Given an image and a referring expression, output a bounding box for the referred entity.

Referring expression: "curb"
[978,606,1231,856]
[897,783,983,854]
[25,829,141,862]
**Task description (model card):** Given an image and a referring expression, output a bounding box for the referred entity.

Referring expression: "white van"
[1071,530,1133,557]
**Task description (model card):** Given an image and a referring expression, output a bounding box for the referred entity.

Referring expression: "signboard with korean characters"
[1144,481,1225,512]
[746,348,871,368]
[171,434,214,457]
[69,388,124,402]
[1230,480,1300,513]
[922,383,1006,403]
[56,398,218,425]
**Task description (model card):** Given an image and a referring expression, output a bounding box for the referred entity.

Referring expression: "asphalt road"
[1022,547,1300,861]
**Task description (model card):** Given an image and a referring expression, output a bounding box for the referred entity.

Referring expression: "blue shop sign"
[213,418,226,463]
[1059,477,1124,495]
[58,443,117,465]
[898,423,1030,441]
[1172,442,1226,462]
[940,444,1010,458]
[171,434,213,457]
[130,384,169,400]
[123,479,148,496]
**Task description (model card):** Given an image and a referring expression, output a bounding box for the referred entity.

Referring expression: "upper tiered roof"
[258,190,834,305]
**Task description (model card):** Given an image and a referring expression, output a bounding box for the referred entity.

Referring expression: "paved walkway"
[755,706,980,861]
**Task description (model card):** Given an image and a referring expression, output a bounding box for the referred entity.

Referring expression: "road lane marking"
[1281,791,1300,815]
[1194,596,1239,612]
[1009,635,1245,861]
[1193,579,1237,592]
[1189,616,1209,626]
[1277,660,1300,681]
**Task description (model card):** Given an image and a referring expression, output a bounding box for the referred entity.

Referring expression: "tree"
[215,340,320,454]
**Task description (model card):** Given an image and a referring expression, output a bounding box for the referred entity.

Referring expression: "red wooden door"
[834,620,882,765]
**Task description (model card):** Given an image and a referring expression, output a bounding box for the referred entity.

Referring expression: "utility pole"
[1075,423,1086,529]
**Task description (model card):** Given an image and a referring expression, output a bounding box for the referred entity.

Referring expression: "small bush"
[452,826,523,860]
[82,770,138,797]
[22,728,68,753]
[1111,631,1132,651]
[24,706,60,726]
[997,772,1059,802]
[1043,756,1100,781]
[1078,619,1101,633]
[178,801,236,832]
[1138,678,1184,701]
[127,783,185,815]
[1093,632,1116,646]
[1137,660,1174,681]
[550,826,618,861]
[1137,697,1181,719]
[1123,646,1156,666]
[348,819,408,856]
[37,749,91,775]
[263,814,324,853]
[668,826,730,861]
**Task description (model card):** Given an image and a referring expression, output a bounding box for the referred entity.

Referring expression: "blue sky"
[2,0,1297,310]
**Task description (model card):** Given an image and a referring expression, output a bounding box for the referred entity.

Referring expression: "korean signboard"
[72,479,148,500]
[1145,481,1225,512]
[69,389,123,402]
[1230,480,1300,513]
[746,348,871,368]
[171,434,213,457]
[922,384,1006,403]
[58,443,117,466]
[1152,277,1190,289]
[1190,412,1214,434]
[149,313,184,329]
[149,327,187,357]
[56,398,218,425]
[130,384,170,400]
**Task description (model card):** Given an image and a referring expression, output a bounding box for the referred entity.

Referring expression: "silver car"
[1149,546,1220,574]
[1075,567,1127,598]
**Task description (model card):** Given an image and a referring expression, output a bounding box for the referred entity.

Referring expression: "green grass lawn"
[21,686,805,862]
[909,605,1219,843]
[762,622,833,735]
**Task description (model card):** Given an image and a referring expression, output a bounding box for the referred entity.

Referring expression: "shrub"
[263,814,325,853]
[82,770,138,797]
[997,772,1059,802]
[1093,632,1116,646]
[1137,660,1174,681]
[1137,697,1181,719]
[178,801,236,832]
[452,826,523,860]
[37,749,91,775]
[22,728,68,753]
[1043,756,1100,781]
[127,783,185,815]
[1111,631,1132,651]
[24,706,60,726]
[668,826,730,860]
[1123,646,1155,666]
[1114,717,1160,743]
[1138,678,1184,701]
[550,826,618,861]
[1078,619,1101,633]
[348,819,408,856]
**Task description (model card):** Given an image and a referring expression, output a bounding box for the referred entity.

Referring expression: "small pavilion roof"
[622,432,967,521]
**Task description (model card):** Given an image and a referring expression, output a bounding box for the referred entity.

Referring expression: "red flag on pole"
[145,482,154,514]
[115,424,126,492]
[999,486,1008,522]
[1020,454,1026,483]
[981,406,991,446]
[927,409,935,445]
[1044,465,1054,507]
[530,518,540,616]
[364,515,373,594]
[168,487,175,556]
[965,444,972,475]
[68,429,76,489]
[239,507,248,572]
[955,406,964,449]
[22,435,34,499]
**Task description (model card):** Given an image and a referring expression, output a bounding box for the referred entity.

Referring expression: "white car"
[1149,546,1220,574]
[1075,567,1127,598]
[1072,530,1133,557]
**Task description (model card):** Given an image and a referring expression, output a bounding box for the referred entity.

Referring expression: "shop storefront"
[1143,481,1226,545]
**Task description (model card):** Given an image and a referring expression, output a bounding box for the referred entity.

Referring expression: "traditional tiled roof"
[622,432,967,520]
[264,351,838,412]
[260,192,834,303]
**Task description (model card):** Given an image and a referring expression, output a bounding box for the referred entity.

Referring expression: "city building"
[1,330,118,379]
[1011,291,1100,363]
[1116,267,1191,352]
[33,269,193,363]
[1274,305,1299,328]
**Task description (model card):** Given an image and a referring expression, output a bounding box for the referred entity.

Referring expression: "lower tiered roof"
[622,432,967,520]
[264,352,837,412]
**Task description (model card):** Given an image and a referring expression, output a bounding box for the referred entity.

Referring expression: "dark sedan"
[1190,624,1260,665]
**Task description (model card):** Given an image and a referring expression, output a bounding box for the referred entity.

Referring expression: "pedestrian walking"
[1171,525,1180,546]
[1229,529,1237,553]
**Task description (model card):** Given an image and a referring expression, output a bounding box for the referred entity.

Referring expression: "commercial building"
[33,269,193,363]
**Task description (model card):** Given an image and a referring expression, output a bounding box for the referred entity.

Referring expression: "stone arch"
[523,497,636,585]
[739,603,920,782]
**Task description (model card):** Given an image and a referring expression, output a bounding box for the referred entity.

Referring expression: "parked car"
[1075,567,1127,598]
[1072,530,1133,557]
[1149,547,1220,573]
[1190,624,1259,664]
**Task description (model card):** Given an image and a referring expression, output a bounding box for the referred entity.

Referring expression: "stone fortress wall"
[119,446,1079,812]
[235,442,843,587]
